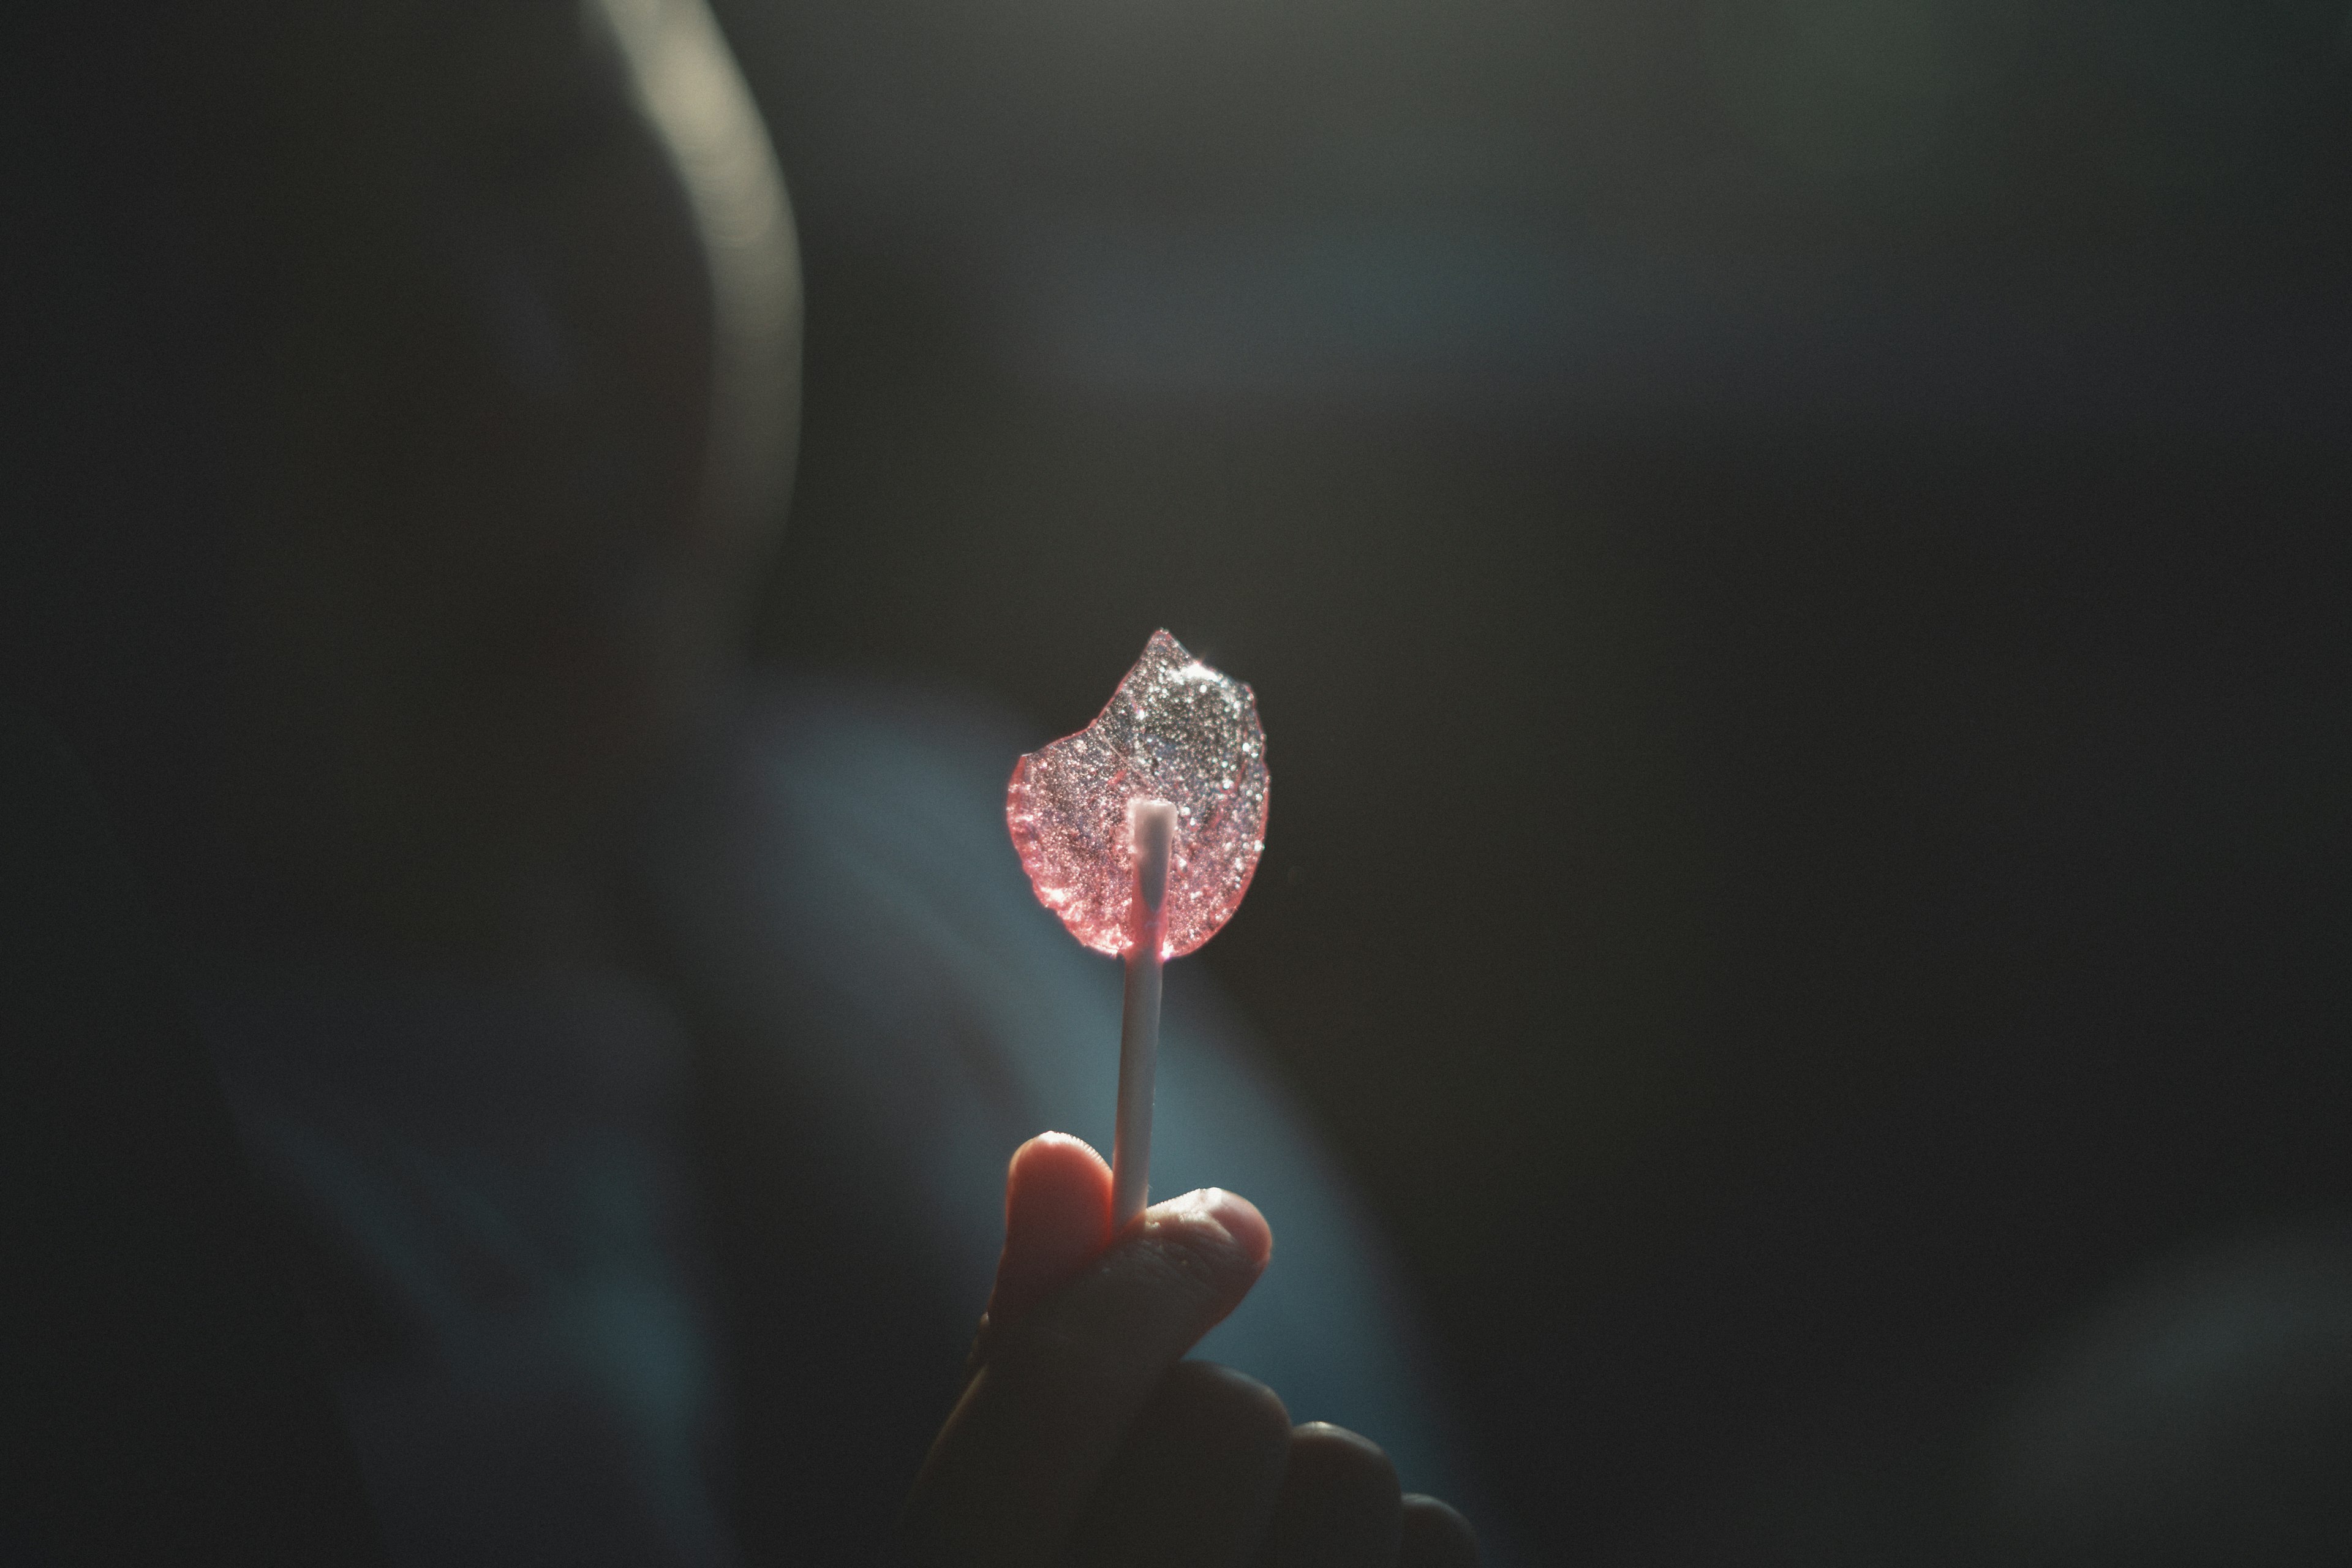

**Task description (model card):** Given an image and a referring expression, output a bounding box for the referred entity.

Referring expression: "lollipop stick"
[1112,799,1178,1231]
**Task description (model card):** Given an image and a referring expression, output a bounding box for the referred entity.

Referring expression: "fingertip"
[1060,1362,1292,1566]
[1004,1133,1113,1235]
[1400,1494,1481,1567]
[1152,1188,1273,1269]
[1014,1129,1104,1163]
[1263,1423,1403,1565]
[1011,1128,1110,1189]
[1200,1189,1272,1267]
[991,1132,1115,1327]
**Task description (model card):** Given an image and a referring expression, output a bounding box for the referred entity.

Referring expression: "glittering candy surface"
[1008,630,1270,959]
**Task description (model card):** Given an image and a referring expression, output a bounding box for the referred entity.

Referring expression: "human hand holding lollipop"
[898,633,1480,1567]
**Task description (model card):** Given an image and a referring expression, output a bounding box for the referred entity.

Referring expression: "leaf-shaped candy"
[1006,630,1270,959]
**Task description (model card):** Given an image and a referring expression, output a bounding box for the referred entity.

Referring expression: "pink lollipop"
[1008,630,1270,1225]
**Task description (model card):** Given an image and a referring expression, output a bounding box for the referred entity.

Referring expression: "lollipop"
[1008,630,1270,1227]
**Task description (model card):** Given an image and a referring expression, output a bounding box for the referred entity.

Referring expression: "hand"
[897,1133,1480,1567]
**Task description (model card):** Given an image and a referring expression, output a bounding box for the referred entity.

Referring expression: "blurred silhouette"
[3,1,1477,1562]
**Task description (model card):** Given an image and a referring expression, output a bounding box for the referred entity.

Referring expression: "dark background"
[715,0,2352,1555]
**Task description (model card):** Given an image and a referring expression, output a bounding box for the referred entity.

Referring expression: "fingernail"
[1169,1188,1273,1267]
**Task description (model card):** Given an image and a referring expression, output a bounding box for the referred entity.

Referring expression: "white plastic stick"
[1112,799,1177,1231]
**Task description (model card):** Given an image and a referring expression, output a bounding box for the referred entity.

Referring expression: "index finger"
[897,1186,1273,1567]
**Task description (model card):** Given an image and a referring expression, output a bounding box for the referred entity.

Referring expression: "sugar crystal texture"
[1007,630,1270,959]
